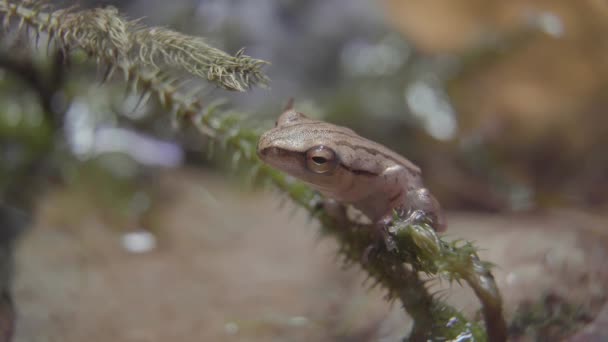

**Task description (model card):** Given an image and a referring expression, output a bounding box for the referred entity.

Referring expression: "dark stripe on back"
[332,139,420,174]
[279,124,422,175]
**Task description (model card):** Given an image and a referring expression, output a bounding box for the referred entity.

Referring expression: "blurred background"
[1,0,608,341]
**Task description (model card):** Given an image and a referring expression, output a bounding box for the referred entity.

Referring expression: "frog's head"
[257,103,358,199]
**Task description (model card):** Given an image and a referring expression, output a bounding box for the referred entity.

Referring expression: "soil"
[11,169,608,341]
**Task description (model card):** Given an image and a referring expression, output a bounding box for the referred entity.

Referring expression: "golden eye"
[306,145,338,174]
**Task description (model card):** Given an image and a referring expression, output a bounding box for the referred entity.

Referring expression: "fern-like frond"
[0,0,269,90]
[133,29,269,91]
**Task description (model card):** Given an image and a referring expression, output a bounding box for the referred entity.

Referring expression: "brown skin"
[257,105,446,232]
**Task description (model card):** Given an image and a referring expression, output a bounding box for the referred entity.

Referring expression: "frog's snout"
[256,134,270,159]
[257,146,284,160]
[257,145,269,159]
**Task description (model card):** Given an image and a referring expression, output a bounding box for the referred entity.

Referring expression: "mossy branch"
[0,1,507,340]
[0,0,269,91]
[121,67,507,340]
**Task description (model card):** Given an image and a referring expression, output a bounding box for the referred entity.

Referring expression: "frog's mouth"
[257,146,300,163]
[257,146,305,172]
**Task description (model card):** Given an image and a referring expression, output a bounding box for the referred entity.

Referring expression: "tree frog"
[257,102,446,243]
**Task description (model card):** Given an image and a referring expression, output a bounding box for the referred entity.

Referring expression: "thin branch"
[0,0,269,91]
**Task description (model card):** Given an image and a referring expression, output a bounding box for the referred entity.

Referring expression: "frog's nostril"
[257,147,266,157]
[258,146,273,158]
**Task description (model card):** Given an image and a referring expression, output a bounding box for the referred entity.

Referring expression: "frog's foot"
[361,230,396,264]
[374,209,436,253]
[375,216,398,253]
[360,220,398,264]
[401,209,428,227]
[406,188,447,232]
[380,227,398,252]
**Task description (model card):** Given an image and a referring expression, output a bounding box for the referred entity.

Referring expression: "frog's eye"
[306,145,338,174]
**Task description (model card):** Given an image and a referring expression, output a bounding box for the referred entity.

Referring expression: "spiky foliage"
[0,0,269,91]
[0,1,507,340]
[124,70,505,340]
[509,294,592,340]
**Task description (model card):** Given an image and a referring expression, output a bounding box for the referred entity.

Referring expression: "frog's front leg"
[318,198,349,224]
[376,215,398,252]
[319,198,397,261]
[371,188,445,255]
[358,216,398,264]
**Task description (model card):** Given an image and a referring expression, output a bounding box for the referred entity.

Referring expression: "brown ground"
[11,169,608,341]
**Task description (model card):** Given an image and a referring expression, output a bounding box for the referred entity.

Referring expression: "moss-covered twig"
[319,210,488,341]
[124,64,505,338]
[0,0,269,91]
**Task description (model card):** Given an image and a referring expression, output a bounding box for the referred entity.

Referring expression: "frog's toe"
[383,233,398,252]
[376,224,398,252]
[362,236,396,264]
[406,209,427,223]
